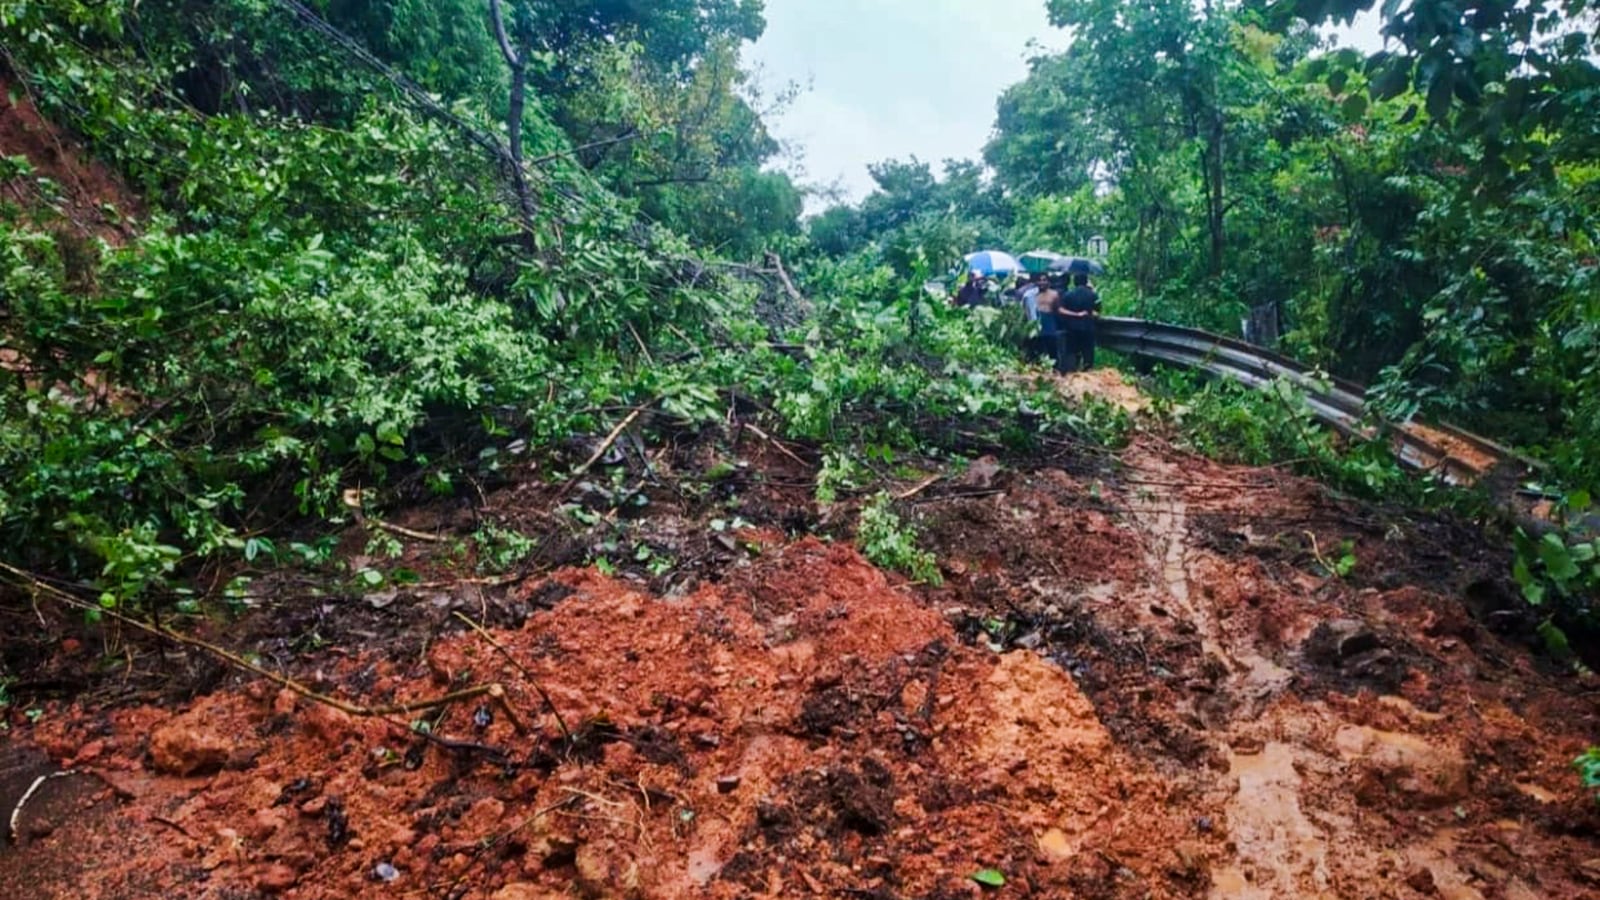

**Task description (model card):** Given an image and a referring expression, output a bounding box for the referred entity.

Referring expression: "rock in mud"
[493,884,556,900]
[459,796,506,839]
[1405,865,1437,894]
[255,863,299,894]
[1334,725,1468,808]
[1304,619,1381,666]
[1579,858,1600,884]
[148,721,232,776]
[574,841,642,898]
[1037,828,1073,862]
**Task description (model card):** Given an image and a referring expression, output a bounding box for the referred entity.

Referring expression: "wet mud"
[4,377,1600,899]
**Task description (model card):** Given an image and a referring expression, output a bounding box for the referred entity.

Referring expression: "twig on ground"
[150,815,198,842]
[452,611,570,741]
[9,771,75,843]
[740,421,810,469]
[374,520,446,544]
[625,321,655,366]
[409,573,523,590]
[896,475,942,501]
[422,795,582,897]
[560,406,647,495]
[910,489,1006,504]
[0,561,499,720]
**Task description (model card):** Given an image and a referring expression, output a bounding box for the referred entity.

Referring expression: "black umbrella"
[1047,256,1106,276]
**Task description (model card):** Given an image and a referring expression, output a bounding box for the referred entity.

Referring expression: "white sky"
[744,2,1388,209]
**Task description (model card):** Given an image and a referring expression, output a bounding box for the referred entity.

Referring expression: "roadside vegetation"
[2,0,1598,810]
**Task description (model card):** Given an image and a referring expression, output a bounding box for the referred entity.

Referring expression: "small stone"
[372,862,399,883]
[1014,631,1045,651]
[493,885,551,900]
[459,797,507,838]
[149,722,231,776]
[247,808,288,842]
[302,704,356,745]
[1195,816,1214,834]
[272,689,298,717]
[299,796,328,817]
[1578,858,1600,884]
[1405,866,1437,894]
[256,863,299,894]
[1304,619,1382,666]
[716,775,741,794]
[1230,737,1265,756]
[1037,828,1073,862]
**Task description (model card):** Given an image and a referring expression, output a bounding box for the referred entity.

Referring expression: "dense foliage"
[798,0,1599,624]
[804,0,1598,492]
[0,0,1114,614]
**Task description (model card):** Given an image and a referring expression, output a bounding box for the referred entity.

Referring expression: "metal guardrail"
[1096,317,1536,488]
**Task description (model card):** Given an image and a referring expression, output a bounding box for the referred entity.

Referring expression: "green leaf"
[1568,490,1591,513]
[1342,92,1368,120]
[1371,56,1411,100]
[971,869,1006,888]
[1512,554,1534,587]
[1522,580,1546,607]
[376,421,404,446]
[1540,533,1580,582]
[1537,620,1572,660]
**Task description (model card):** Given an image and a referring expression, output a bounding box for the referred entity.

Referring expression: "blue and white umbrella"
[963,250,1022,277]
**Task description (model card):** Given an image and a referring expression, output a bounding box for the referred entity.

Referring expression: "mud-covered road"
[3,373,1598,899]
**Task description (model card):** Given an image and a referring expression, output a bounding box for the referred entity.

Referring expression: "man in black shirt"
[1055,272,1100,372]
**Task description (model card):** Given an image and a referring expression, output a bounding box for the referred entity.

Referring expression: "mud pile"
[5,540,1198,900]
[5,397,1600,899]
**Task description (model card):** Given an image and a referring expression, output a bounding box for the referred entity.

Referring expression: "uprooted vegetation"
[6,398,1600,899]
[3,1,1600,899]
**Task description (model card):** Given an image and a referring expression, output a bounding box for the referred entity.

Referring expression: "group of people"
[954,270,1101,373]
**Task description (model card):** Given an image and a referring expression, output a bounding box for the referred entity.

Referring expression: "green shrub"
[857,493,941,585]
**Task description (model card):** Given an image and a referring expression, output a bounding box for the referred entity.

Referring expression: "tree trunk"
[489,0,537,247]
[1206,108,1226,279]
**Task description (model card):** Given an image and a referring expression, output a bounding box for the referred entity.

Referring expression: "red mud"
[1400,423,1503,479]
[4,542,1194,900]
[0,75,143,244]
[4,384,1600,900]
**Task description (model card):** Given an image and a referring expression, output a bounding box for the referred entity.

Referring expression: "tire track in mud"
[1105,431,1593,899]
[1122,448,1331,898]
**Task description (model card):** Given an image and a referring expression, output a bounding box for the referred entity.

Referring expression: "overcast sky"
[744,2,1388,210]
